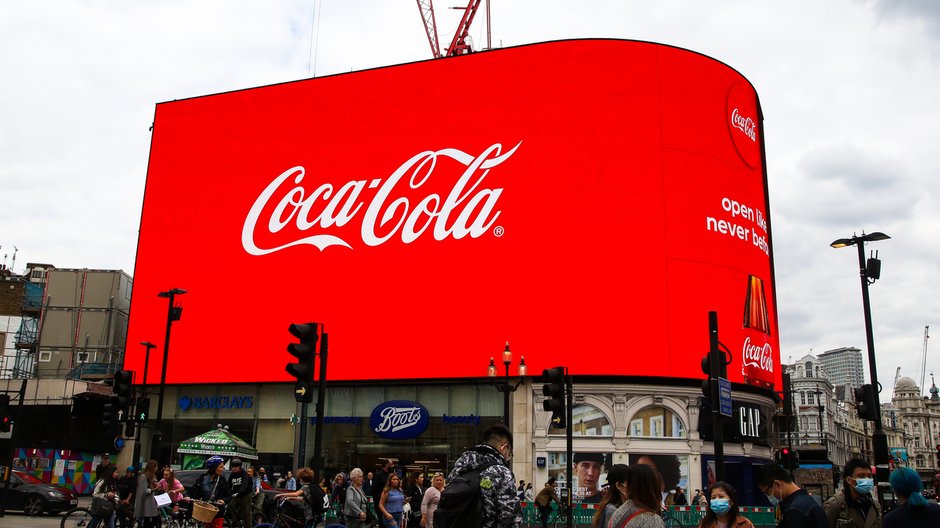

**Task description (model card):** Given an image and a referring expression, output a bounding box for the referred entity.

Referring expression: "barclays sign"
[179,395,254,411]
[370,400,430,440]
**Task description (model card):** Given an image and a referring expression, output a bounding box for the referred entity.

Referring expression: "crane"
[416,0,488,59]
[894,366,902,390]
[920,325,930,394]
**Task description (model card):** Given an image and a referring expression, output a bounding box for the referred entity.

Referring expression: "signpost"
[719,377,732,418]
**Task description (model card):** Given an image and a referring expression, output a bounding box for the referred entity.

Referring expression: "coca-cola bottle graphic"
[743,275,770,335]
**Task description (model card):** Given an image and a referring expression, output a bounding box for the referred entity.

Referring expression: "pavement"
[0,496,90,528]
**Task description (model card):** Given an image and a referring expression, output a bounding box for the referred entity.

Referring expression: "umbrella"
[177,425,258,460]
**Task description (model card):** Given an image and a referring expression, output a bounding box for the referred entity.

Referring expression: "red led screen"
[127,39,779,388]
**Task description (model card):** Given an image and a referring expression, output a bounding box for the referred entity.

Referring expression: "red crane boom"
[416,0,483,58]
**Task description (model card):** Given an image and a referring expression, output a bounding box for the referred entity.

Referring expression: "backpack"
[303,483,326,515]
[433,460,499,528]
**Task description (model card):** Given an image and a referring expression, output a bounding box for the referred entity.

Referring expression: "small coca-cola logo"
[241,142,522,254]
[741,337,773,373]
[731,108,756,142]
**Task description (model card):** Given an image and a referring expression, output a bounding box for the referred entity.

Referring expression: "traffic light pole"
[708,311,726,483]
[855,242,890,483]
[565,368,573,528]
[311,333,328,472]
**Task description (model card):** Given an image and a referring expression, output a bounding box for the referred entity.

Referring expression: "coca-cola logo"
[730,108,756,142]
[370,400,430,440]
[741,337,774,374]
[241,142,522,254]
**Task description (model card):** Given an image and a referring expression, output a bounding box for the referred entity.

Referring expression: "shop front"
[139,381,504,478]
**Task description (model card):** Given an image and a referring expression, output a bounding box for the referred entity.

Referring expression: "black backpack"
[303,483,326,515]
[433,460,499,528]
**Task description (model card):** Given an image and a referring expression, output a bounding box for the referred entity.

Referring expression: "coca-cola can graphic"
[743,275,770,335]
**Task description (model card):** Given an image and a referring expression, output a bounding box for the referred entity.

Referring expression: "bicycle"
[254,498,306,528]
[60,507,92,528]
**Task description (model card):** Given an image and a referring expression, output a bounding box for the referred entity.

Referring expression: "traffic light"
[135,397,150,424]
[700,348,728,404]
[287,323,318,403]
[0,394,11,433]
[776,447,799,470]
[102,396,119,430]
[113,370,134,414]
[542,367,567,429]
[854,384,878,421]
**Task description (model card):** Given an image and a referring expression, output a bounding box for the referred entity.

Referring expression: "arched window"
[549,403,612,436]
[628,405,686,438]
[805,362,814,377]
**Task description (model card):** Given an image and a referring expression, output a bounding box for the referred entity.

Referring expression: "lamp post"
[152,288,186,462]
[487,342,526,425]
[831,232,890,477]
[816,387,828,459]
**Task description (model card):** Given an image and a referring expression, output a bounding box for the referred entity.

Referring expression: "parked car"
[0,470,79,515]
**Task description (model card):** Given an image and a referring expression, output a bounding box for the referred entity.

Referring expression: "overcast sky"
[1,0,937,397]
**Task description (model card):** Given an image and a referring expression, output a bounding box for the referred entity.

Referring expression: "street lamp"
[815,388,828,458]
[152,288,186,462]
[487,342,526,425]
[830,231,890,478]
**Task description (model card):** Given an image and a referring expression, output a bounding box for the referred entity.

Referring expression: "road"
[0,496,90,528]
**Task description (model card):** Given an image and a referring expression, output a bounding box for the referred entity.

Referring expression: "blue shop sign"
[370,400,430,440]
[179,395,253,411]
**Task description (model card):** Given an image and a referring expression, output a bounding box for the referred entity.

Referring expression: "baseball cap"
[231,458,243,467]
[605,464,630,487]
[573,452,606,465]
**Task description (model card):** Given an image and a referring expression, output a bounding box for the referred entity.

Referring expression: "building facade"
[817,347,865,390]
[782,354,940,491]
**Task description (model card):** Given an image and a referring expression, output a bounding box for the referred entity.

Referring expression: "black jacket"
[228,470,254,499]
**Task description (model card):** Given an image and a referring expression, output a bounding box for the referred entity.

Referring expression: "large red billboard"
[127,39,779,388]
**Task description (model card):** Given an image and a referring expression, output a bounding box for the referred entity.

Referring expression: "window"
[805,362,814,377]
[650,415,664,437]
[549,404,612,436]
[77,352,90,363]
[630,419,643,436]
[627,405,686,438]
[672,414,685,438]
[38,351,52,362]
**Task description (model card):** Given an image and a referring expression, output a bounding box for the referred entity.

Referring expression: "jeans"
[383,511,403,527]
[88,513,116,528]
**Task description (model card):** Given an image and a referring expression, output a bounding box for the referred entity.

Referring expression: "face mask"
[710,498,731,515]
[765,482,780,506]
[853,478,874,495]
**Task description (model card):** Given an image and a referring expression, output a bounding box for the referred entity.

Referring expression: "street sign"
[719,377,732,417]
[294,382,312,403]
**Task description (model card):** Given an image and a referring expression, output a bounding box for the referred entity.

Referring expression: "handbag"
[91,496,116,517]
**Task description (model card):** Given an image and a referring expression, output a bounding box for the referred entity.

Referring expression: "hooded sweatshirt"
[446,444,521,528]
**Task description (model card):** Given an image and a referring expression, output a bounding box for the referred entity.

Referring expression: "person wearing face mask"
[697,482,754,528]
[756,463,826,528]
[441,424,521,528]
[823,458,881,528]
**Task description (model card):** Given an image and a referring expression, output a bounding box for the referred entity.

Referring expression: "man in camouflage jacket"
[447,424,521,528]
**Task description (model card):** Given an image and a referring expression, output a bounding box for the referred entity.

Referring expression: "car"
[0,470,79,515]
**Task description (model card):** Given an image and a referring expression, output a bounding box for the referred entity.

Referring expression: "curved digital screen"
[127,39,779,388]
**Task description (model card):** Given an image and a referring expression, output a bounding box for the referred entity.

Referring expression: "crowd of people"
[85,442,940,528]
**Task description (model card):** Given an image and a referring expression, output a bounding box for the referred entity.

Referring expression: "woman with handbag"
[134,459,162,528]
[90,467,120,528]
[344,468,372,528]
